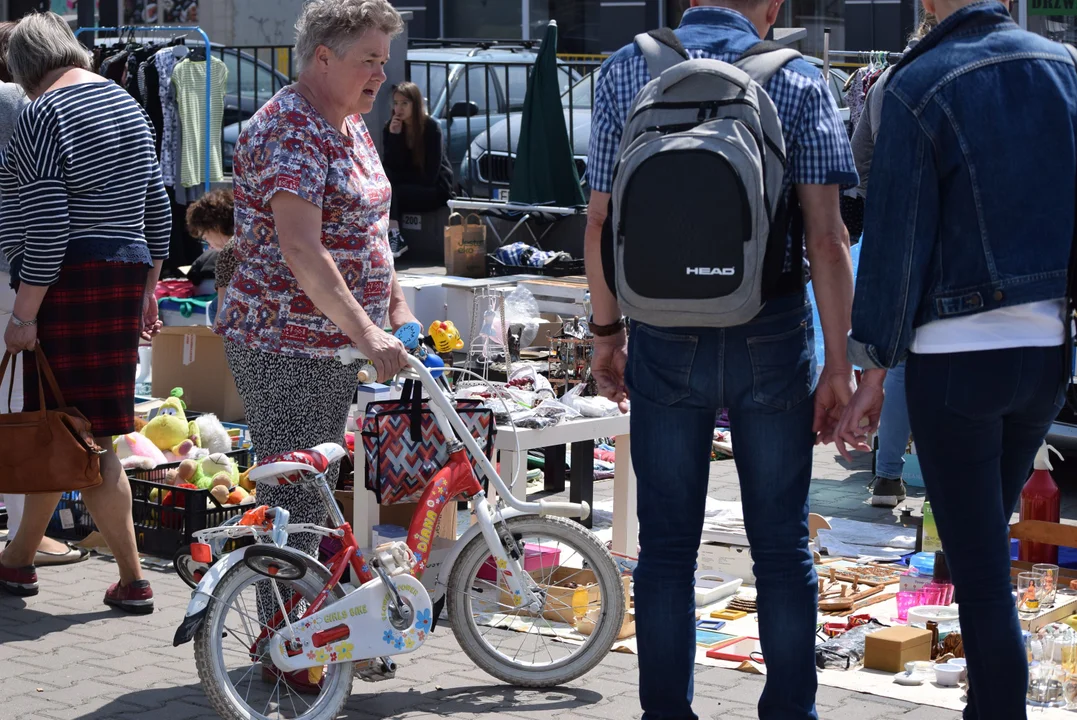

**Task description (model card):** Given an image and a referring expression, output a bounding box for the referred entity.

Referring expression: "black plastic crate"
[487,255,584,278]
[49,449,254,557]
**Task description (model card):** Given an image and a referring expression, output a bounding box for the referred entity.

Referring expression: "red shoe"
[261,664,325,695]
[104,579,154,614]
[0,562,38,596]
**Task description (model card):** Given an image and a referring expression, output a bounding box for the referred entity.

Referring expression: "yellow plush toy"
[142,388,200,460]
[428,320,464,354]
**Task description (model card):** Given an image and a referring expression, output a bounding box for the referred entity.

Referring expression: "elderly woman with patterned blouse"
[214,0,417,670]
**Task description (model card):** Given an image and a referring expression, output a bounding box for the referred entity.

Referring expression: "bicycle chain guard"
[268,573,433,672]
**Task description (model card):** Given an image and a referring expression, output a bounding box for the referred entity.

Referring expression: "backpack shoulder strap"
[734,41,802,87]
[635,28,690,78]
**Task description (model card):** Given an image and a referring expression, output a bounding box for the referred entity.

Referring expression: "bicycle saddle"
[248,442,347,485]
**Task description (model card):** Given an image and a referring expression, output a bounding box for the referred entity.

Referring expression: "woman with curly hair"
[184,188,235,297]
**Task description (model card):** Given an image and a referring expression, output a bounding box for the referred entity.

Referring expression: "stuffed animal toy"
[142,388,200,461]
[428,320,464,354]
[115,432,168,470]
[194,414,232,454]
[192,453,239,490]
[163,459,199,486]
[237,467,255,492]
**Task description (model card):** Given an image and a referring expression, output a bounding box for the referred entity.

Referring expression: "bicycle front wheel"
[446,515,626,687]
[193,559,353,720]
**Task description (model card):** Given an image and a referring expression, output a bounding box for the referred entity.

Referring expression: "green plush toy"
[192,452,239,490]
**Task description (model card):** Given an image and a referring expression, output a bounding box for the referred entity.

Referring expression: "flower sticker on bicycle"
[314,648,330,664]
[382,630,394,645]
[393,636,405,650]
[404,636,415,649]
[496,558,508,570]
[338,642,353,659]
[416,608,432,631]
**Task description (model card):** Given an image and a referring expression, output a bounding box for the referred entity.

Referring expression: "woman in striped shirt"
[0,12,170,612]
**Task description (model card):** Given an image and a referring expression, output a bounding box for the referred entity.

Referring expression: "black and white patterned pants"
[224,342,359,624]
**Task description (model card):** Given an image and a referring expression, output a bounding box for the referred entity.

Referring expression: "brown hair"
[0,22,17,83]
[186,188,235,239]
[393,81,427,175]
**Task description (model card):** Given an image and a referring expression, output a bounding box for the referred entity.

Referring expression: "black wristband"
[589,316,625,337]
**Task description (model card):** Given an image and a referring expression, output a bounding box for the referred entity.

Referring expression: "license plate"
[495,188,510,202]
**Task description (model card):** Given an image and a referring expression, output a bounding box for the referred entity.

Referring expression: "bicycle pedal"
[354,656,397,682]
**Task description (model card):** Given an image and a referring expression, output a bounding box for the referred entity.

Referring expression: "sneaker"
[104,579,154,614]
[388,228,409,259]
[0,562,38,596]
[869,477,907,508]
[261,664,325,695]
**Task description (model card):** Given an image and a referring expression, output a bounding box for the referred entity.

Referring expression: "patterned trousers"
[224,342,359,624]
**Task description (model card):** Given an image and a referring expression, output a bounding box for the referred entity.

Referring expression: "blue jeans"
[906,347,1066,720]
[876,361,910,479]
[626,294,819,720]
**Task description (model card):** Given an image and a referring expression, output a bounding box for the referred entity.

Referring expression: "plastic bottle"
[922,501,942,554]
[1019,442,1063,565]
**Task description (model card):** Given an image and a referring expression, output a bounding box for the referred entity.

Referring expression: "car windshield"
[562,69,599,109]
[411,64,449,109]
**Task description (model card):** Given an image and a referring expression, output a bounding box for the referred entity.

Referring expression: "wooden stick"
[829,592,898,618]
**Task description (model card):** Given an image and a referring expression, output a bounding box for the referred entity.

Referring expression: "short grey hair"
[8,12,91,94]
[295,0,404,74]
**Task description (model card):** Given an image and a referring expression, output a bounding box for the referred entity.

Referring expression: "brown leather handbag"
[0,348,105,494]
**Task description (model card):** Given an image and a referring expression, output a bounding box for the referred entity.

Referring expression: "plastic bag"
[561,383,623,418]
[508,363,555,401]
[814,619,889,670]
[504,286,541,349]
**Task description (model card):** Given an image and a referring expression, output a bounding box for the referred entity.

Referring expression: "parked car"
[222,44,579,178]
[407,45,581,180]
[459,57,851,200]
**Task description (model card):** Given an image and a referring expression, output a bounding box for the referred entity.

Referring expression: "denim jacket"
[848,1,1077,370]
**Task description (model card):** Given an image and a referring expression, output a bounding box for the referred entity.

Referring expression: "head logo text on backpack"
[610,28,801,328]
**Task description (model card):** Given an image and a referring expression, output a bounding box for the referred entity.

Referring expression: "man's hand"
[592,331,629,414]
[835,371,886,462]
[813,364,857,445]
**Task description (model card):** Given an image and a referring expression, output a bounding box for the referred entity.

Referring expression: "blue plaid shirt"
[588,7,858,259]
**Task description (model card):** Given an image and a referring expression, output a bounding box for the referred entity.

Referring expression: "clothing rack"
[75,26,213,193]
[824,49,907,65]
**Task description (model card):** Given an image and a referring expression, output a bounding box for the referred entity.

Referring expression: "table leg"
[352,450,379,549]
[497,449,528,501]
[569,441,594,529]
[611,434,637,557]
[544,444,567,493]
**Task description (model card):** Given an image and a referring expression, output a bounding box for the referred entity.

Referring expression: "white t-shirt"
[910,299,1066,354]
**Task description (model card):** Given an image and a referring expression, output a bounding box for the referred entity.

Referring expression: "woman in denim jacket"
[837,0,1077,716]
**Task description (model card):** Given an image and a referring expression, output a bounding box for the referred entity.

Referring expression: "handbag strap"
[0,351,22,413]
[33,346,68,409]
[401,379,424,443]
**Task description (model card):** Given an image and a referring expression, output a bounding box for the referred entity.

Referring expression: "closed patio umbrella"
[509,21,586,208]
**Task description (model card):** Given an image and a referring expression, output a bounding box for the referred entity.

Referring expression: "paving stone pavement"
[0,445,965,720]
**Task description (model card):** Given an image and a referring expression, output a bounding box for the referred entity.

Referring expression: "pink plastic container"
[896,590,924,622]
[477,544,561,582]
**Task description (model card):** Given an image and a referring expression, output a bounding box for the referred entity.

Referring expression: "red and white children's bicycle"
[173,332,626,720]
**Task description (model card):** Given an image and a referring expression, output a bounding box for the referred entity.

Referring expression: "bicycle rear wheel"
[193,559,353,720]
[446,515,625,687]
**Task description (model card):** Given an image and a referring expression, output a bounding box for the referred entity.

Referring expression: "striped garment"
[0,80,171,286]
[172,56,228,188]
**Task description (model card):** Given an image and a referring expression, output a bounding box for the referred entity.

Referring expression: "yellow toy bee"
[427,320,464,353]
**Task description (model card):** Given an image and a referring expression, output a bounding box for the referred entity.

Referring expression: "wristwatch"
[11,314,36,328]
[588,316,625,337]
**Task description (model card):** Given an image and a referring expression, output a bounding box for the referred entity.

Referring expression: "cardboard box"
[699,540,755,585]
[151,326,245,422]
[577,576,635,640]
[499,566,603,625]
[478,543,561,582]
[864,626,933,672]
[333,490,458,542]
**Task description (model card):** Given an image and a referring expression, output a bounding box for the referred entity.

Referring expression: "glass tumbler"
[1034,563,1060,608]
[1018,571,1047,614]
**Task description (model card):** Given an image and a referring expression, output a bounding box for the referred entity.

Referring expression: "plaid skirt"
[21,261,148,437]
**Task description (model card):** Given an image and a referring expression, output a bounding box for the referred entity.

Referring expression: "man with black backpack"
[583,1,857,718]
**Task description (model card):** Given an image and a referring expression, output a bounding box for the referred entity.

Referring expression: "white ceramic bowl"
[907,604,960,626]
[948,657,967,681]
[935,663,963,687]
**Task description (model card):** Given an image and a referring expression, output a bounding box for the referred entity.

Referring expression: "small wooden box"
[864,626,933,673]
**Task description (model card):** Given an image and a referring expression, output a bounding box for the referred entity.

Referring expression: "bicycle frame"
[178,353,591,650]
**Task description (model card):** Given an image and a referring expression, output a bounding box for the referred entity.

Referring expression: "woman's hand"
[354,325,409,383]
[389,117,403,134]
[4,315,37,354]
[141,291,162,341]
[834,373,886,462]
